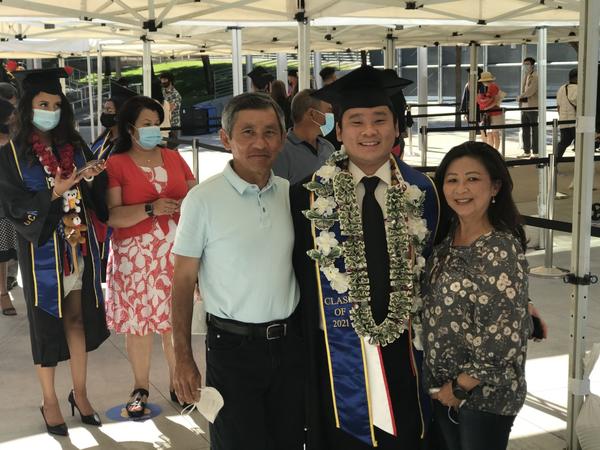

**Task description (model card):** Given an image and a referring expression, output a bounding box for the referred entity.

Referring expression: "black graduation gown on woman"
[290,156,439,450]
[0,141,109,367]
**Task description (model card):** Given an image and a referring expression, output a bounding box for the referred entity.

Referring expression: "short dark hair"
[159,71,174,83]
[523,57,536,65]
[319,67,336,81]
[221,92,285,137]
[112,96,165,154]
[434,141,527,251]
[568,68,578,82]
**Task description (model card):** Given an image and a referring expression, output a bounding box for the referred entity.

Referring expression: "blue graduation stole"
[310,156,439,446]
[10,142,104,318]
[91,131,115,160]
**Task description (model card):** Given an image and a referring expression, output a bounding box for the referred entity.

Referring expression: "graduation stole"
[9,141,104,318]
[303,150,429,446]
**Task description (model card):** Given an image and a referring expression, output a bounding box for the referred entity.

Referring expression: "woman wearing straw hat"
[477,71,506,150]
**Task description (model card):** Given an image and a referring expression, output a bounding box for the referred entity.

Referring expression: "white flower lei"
[304,149,429,346]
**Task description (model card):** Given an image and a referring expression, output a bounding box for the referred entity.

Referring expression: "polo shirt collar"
[223,161,276,195]
[348,159,392,187]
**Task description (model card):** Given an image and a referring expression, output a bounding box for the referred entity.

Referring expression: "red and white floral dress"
[105,150,194,335]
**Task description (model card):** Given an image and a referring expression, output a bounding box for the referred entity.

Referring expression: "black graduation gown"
[291,163,438,450]
[0,142,110,367]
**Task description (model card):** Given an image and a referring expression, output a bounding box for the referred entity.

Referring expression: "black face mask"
[0,123,9,134]
[161,82,170,88]
[100,113,117,129]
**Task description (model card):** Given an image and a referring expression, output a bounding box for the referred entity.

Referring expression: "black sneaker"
[7,276,18,291]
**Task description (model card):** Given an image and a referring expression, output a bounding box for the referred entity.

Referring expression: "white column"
[33,58,42,69]
[396,48,402,76]
[313,51,322,89]
[96,44,103,135]
[142,38,152,97]
[437,46,443,102]
[57,56,66,92]
[384,31,395,69]
[230,27,243,96]
[536,27,548,236]
[245,55,253,93]
[468,42,478,141]
[276,53,287,82]
[521,43,528,84]
[417,46,428,156]
[482,45,488,72]
[567,1,600,448]
[297,18,310,91]
[86,52,95,141]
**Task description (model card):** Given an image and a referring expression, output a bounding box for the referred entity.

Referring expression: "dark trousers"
[206,322,305,450]
[521,111,539,154]
[556,127,576,161]
[433,401,515,450]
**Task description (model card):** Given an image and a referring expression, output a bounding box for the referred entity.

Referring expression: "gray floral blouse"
[421,230,531,416]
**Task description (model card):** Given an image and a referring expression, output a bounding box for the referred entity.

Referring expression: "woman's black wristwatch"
[144,203,154,217]
[452,378,470,400]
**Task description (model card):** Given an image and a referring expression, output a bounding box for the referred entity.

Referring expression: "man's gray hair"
[221,92,285,137]
[290,89,320,125]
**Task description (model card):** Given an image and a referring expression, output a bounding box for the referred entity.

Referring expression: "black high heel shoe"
[169,390,192,408]
[40,406,68,436]
[126,388,149,418]
[68,390,102,426]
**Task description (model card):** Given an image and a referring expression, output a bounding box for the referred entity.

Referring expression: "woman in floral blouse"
[422,141,531,450]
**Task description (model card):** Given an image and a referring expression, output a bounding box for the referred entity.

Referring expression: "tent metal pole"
[142,37,152,97]
[468,42,478,142]
[417,46,428,158]
[57,56,66,92]
[297,18,310,91]
[384,30,395,70]
[276,53,287,88]
[567,1,600,448]
[230,27,243,96]
[437,45,443,102]
[537,27,548,249]
[313,51,322,89]
[245,55,253,93]
[86,52,95,141]
[96,44,103,137]
[455,45,462,129]
[396,48,402,77]
[482,44,488,72]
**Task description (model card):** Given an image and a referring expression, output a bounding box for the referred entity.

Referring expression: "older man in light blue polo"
[171,92,303,450]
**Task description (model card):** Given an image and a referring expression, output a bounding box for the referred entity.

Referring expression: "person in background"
[160,72,182,147]
[477,71,505,150]
[382,69,412,158]
[423,141,531,450]
[0,67,109,436]
[517,57,539,158]
[288,68,299,98]
[270,80,292,130]
[272,89,334,185]
[555,68,577,163]
[172,93,304,450]
[0,98,18,315]
[0,82,19,292]
[319,67,337,86]
[105,95,196,418]
[247,66,274,94]
[151,77,171,145]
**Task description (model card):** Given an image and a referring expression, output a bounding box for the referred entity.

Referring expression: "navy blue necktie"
[361,177,390,324]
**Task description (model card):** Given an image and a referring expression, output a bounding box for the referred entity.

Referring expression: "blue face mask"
[312,110,335,136]
[32,108,61,132]
[135,126,162,150]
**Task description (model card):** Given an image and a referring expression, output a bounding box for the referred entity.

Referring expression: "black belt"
[207,314,290,340]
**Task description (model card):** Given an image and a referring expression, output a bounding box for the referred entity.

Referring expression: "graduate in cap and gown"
[247,66,275,93]
[290,66,439,449]
[0,67,109,436]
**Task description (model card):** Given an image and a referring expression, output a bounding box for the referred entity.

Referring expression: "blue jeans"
[433,401,515,450]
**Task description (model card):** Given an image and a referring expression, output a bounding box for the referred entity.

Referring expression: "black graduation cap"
[312,65,410,120]
[13,67,71,96]
[109,81,138,111]
[247,66,275,90]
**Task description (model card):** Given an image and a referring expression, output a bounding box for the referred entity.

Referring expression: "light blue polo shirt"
[172,161,299,323]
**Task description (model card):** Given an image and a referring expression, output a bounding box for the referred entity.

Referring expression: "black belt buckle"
[266,323,287,340]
